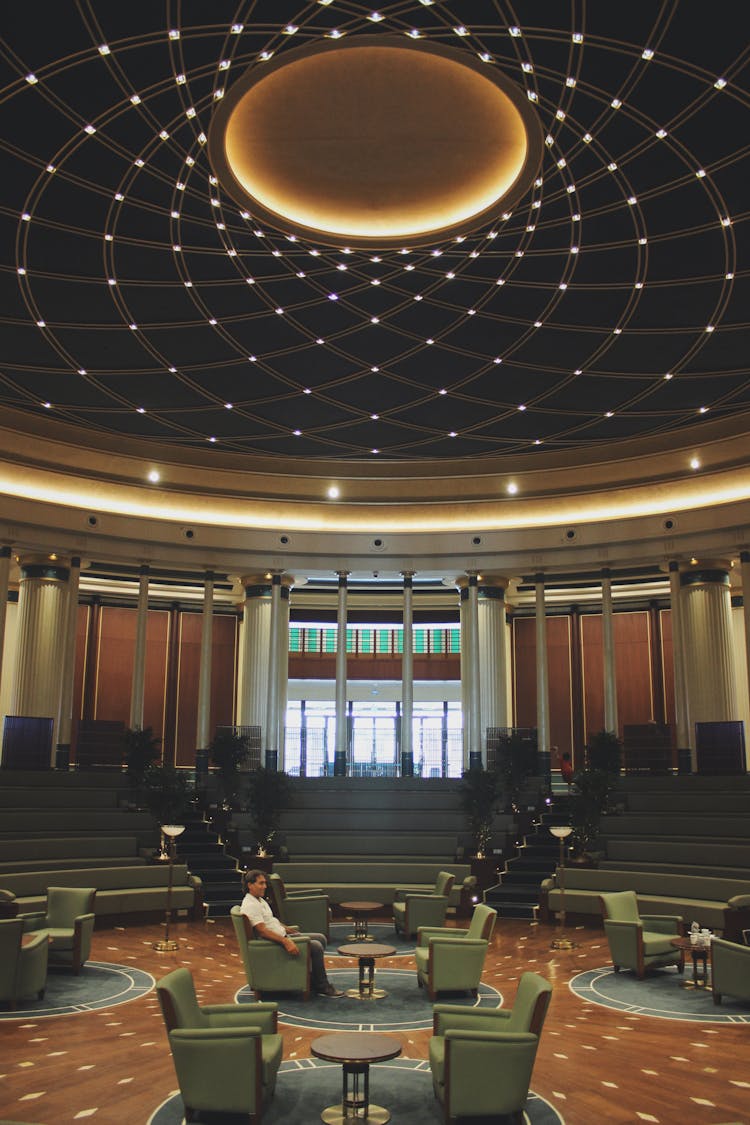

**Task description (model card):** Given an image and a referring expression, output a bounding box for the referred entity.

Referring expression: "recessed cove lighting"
[327,485,340,499]
[148,470,160,482]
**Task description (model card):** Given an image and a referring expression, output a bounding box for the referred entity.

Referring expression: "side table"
[340,900,383,942]
[311,1032,402,1125]
[337,942,395,999]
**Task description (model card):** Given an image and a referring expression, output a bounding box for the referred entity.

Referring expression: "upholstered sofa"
[1,864,202,921]
[539,867,750,932]
[272,861,472,906]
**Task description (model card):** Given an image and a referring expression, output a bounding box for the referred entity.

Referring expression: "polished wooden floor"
[1,914,747,1125]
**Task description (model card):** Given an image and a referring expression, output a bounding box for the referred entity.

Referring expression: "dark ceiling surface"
[0,1,748,464]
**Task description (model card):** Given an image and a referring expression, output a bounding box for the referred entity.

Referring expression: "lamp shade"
[161,824,186,838]
[549,825,573,839]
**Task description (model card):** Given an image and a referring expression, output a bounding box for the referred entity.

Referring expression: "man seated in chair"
[240,870,344,997]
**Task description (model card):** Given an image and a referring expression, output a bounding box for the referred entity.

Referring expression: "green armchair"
[231,905,312,1000]
[415,903,497,999]
[711,936,750,1005]
[393,871,455,938]
[0,918,48,1009]
[0,889,19,918]
[267,873,330,940]
[156,967,283,1124]
[429,970,552,1125]
[22,887,96,974]
[600,890,684,979]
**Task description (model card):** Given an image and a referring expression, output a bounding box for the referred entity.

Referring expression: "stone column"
[55,555,81,769]
[681,561,738,766]
[601,568,619,734]
[466,573,481,768]
[0,545,11,700]
[534,573,551,758]
[668,561,690,755]
[478,576,510,743]
[129,564,150,731]
[334,571,349,775]
[277,578,293,773]
[401,570,415,776]
[457,579,469,764]
[264,573,282,770]
[741,551,750,748]
[195,570,214,779]
[10,555,71,760]
[238,579,272,756]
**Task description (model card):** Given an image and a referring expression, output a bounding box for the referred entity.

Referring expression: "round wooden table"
[310,1032,402,1124]
[340,900,383,942]
[671,935,711,989]
[337,942,396,999]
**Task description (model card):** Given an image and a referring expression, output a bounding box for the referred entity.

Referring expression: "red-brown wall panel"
[174,612,238,766]
[512,615,574,757]
[580,610,654,741]
[94,606,169,744]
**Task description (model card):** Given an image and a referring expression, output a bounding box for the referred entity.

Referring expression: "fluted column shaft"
[668,561,690,752]
[238,581,272,740]
[277,583,291,771]
[0,545,11,697]
[681,565,738,758]
[535,574,551,757]
[11,558,70,755]
[129,564,150,730]
[741,551,750,744]
[55,555,81,763]
[264,574,282,769]
[334,572,349,774]
[601,568,619,733]
[195,570,214,752]
[466,574,481,767]
[401,571,414,775]
[478,579,510,739]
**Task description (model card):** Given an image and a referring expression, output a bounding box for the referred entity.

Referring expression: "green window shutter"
[346,627,355,653]
[289,627,301,653]
[323,628,336,653]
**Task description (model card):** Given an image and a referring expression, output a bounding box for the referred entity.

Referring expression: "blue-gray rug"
[0,961,154,1020]
[148,1057,565,1125]
[570,965,750,1023]
[235,967,501,1031]
[329,921,417,955]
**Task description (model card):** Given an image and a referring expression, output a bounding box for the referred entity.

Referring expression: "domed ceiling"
[1,1,748,468]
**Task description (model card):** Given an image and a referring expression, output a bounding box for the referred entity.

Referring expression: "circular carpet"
[149,1057,565,1125]
[329,921,416,956]
[235,967,502,1032]
[570,966,750,1024]
[0,961,154,1020]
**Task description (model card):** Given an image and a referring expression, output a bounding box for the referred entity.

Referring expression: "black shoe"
[317,984,344,997]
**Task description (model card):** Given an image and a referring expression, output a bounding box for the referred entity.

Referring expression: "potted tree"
[245,767,292,859]
[141,764,194,859]
[568,730,621,862]
[124,726,161,806]
[458,765,501,859]
[209,728,250,810]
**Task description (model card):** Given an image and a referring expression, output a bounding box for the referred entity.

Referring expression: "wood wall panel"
[287,653,460,681]
[580,611,654,742]
[174,612,238,767]
[512,616,574,757]
[94,606,169,744]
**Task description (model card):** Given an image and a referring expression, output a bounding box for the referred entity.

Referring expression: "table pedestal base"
[320,1061,390,1124]
[321,1104,390,1125]
[345,955,388,1000]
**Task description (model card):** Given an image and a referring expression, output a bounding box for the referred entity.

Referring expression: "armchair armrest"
[287,888,324,896]
[728,894,750,908]
[203,1003,278,1033]
[21,911,46,931]
[640,915,684,934]
[445,1028,536,1046]
[434,1004,512,1035]
[418,926,468,946]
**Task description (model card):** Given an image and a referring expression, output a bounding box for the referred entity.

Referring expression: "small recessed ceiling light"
[406,29,421,39]
[611,98,621,109]
[478,52,492,63]
[656,128,668,139]
[507,482,519,494]
[582,133,593,144]
[404,264,415,271]
[534,438,542,445]
[439,388,447,395]
[572,32,583,43]
[556,109,566,121]
[84,124,96,135]
[696,168,706,178]
[559,282,567,290]
[371,366,379,373]
[574,369,582,375]
[721,217,731,227]
[714,77,727,89]
[699,406,708,414]
[368,11,384,21]
[168,29,180,40]
[225,402,233,410]
[509,26,522,37]
[517,404,526,412]
[249,355,257,362]
[293,429,302,436]
[642,48,654,60]
[522,62,533,73]
[36,319,46,327]
[454,26,469,36]
[570,246,579,254]
[628,196,637,205]
[148,470,160,482]
[493,357,502,364]
[608,162,618,172]
[426,338,434,345]
[328,293,338,300]
[246,277,255,285]
[327,485,340,499]
[337,263,347,271]
[371,448,380,454]
[496,277,505,285]
[527,91,538,102]
[690,457,701,469]
[129,323,138,330]
[42,400,51,408]
[533,320,542,328]
[414,294,422,301]
[303,387,312,395]
[572,213,581,221]
[706,325,715,332]
[136,406,146,414]
[17,267,26,274]
[283,24,298,34]
[613,327,622,335]
[214,88,225,99]
[371,279,380,286]
[371,413,379,420]
[635,282,643,289]
[664,372,673,380]
[638,237,647,245]
[566,76,576,87]
[325,29,344,39]
[605,411,614,418]
[316,338,325,345]
[448,431,457,438]
[726,272,734,280]
[275,307,284,315]
[231,23,244,33]
[371,316,380,324]
[446,271,455,279]
[77,368,86,375]
[25,73,38,84]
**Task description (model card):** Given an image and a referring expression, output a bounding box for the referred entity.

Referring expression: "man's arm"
[253,921,300,956]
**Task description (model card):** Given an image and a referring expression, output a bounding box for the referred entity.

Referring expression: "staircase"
[485,802,571,919]
[176,818,241,918]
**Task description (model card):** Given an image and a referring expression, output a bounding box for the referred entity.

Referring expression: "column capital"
[401,570,415,586]
[337,570,350,586]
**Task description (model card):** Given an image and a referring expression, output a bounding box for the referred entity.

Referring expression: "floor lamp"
[154,824,185,952]
[549,825,577,951]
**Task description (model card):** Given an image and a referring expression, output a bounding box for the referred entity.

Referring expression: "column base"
[468,751,483,770]
[54,745,70,771]
[400,752,414,777]
[333,751,347,776]
[264,750,278,771]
